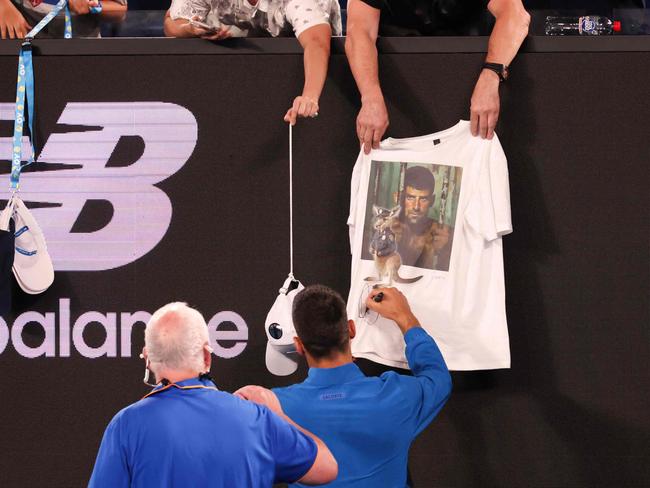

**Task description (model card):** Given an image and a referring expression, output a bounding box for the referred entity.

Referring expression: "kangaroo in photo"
[365,205,423,285]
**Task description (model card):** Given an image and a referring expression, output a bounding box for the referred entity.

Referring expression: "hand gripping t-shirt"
[169,0,342,38]
[347,120,512,371]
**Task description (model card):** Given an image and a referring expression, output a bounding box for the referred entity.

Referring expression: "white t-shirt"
[347,120,512,371]
[169,0,342,38]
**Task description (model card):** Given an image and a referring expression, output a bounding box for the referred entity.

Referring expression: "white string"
[288,123,294,279]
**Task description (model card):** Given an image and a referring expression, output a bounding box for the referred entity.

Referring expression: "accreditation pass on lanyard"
[11,0,101,191]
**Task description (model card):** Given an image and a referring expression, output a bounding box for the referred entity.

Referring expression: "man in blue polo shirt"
[236,285,451,487]
[89,301,337,487]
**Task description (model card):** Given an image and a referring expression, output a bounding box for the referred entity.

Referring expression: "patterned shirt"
[169,0,342,37]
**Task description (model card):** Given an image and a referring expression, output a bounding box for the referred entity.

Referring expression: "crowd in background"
[0,0,647,39]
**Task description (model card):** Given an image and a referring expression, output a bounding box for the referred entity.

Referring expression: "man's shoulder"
[274,374,403,401]
[113,394,162,420]
[101,399,147,434]
[377,369,417,386]
[124,388,240,412]
[273,380,310,400]
[116,389,266,427]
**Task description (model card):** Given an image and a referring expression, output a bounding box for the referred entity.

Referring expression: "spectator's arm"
[284,23,331,125]
[485,0,530,67]
[164,10,191,37]
[344,0,387,154]
[470,0,530,139]
[0,0,32,39]
[235,386,338,485]
[97,0,127,22]
[345,0,382,110]
[163,10,210,38]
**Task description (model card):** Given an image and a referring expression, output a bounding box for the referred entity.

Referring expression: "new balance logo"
[0,102,197,271]
[0,298,248,359]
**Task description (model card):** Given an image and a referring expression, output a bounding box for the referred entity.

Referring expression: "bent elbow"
[305,449,338,486]
[490,1,530,40]
[314,36,331,57]
[326,459,339,484]
[434,366,452,402]
[442,370,453,400]
[322,444,339,483]
[299,25,332,56]
[163,20,175,38]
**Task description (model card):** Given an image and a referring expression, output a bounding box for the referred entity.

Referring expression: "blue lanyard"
[11,0,71,190]
[29,0,73,39]
[11,46,35,190]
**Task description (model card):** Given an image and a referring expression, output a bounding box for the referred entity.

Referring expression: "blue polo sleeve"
[263,407,319,484]
[88,411,130,488]
[403,327,452,436]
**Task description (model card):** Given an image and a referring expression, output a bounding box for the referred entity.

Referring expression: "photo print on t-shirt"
[361,160,463,273]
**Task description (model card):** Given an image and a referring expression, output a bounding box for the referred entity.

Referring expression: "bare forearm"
[300,30,330,101]
[98,1,126,22]
[395,311,420,335]
[164,15,191,38]
[345,30,383,102]
[485,1,530,64]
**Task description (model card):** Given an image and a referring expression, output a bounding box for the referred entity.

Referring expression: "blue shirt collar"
[304,362,365,387]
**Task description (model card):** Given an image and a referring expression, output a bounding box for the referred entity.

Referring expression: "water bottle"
[545,16,621,36]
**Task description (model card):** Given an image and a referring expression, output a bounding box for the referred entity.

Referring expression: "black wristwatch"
[482,62,509,82]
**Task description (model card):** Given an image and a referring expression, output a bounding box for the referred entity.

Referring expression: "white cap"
[11,197,54,295]
[0,196,15,232]
[264,276,304,376]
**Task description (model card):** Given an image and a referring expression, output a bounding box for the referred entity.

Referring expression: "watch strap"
[482,62,508,82]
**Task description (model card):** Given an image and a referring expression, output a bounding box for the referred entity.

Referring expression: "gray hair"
[145,302,209,374]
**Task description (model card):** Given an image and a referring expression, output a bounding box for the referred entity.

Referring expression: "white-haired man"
[89,302,337,487]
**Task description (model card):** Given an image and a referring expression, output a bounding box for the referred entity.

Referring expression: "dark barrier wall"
[0,37,648,487]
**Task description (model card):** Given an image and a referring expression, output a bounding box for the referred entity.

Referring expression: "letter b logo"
[1,102,197,271]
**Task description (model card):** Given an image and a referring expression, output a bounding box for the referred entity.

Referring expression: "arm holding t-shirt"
[235,386,338,485]
[346,0,529,147]
[344,0,387,154]
[470,0,530,140]
[366,287,452,434]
